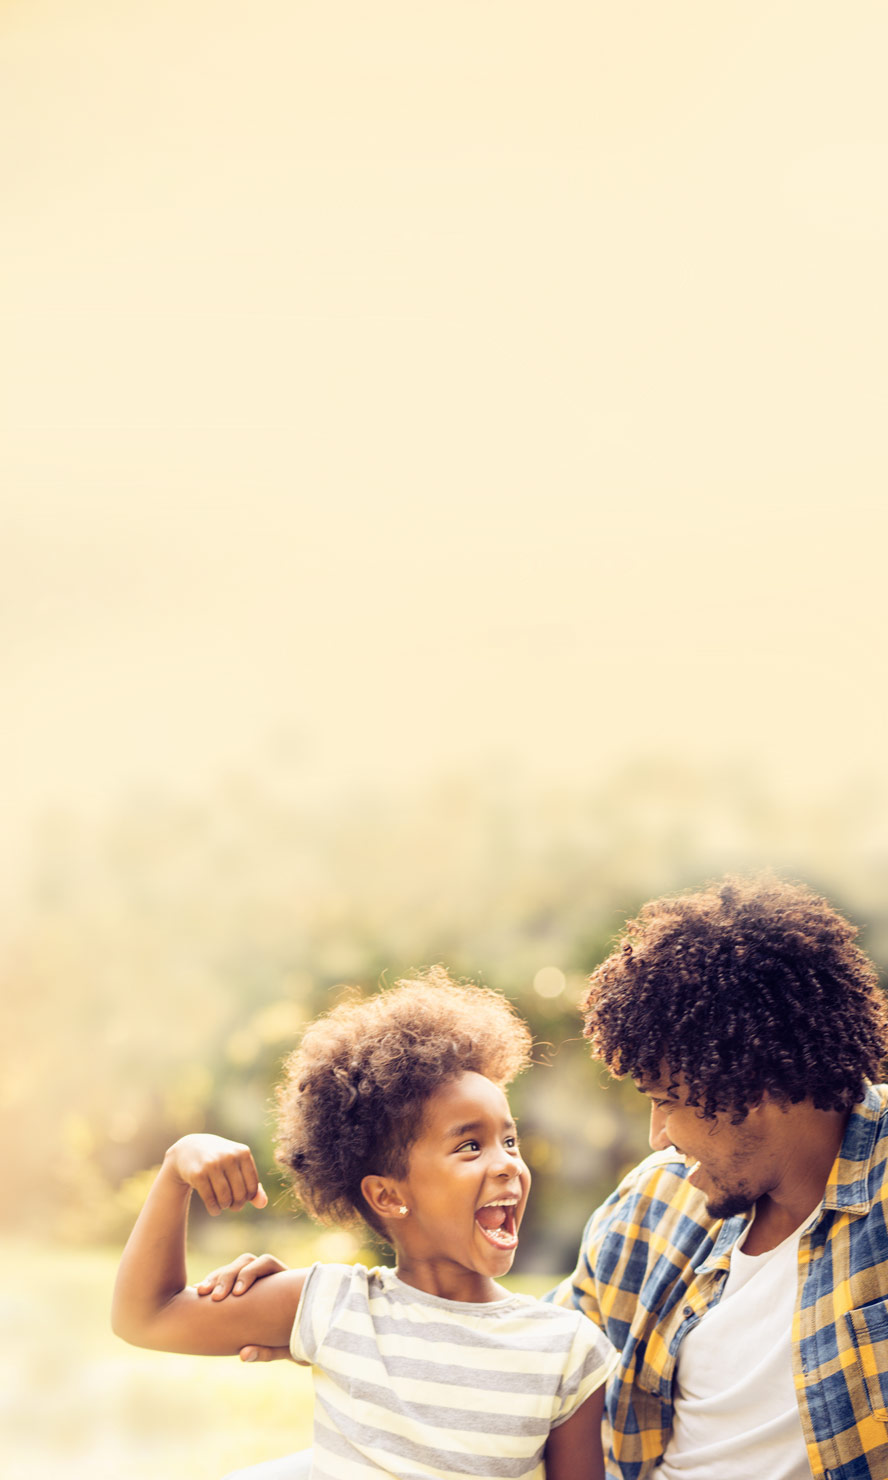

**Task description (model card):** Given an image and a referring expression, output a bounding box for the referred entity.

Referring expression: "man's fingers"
[197,1251,287,1300]
[239,1345,294,1363]
[196,1253,258,1299]
[230,1253,288,1293]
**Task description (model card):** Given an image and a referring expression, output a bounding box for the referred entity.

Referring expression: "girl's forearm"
[111,1151,193,1347]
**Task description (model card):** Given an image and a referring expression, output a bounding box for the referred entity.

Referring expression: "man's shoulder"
[608,1146,705,1206]
[866,1082,888,1154]
[837,1083,888,1198]
[585,1147,719,1249]
[867,1082,888,1120]
[551,1149,722,1316]
[614,1146,692,1186]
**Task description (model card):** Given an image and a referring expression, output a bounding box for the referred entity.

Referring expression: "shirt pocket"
[845,1299,888,1422]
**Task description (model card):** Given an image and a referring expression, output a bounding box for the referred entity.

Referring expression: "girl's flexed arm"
[111,1134,305,1356]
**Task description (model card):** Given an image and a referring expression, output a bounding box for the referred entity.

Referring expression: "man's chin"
[705,1189,755,1220]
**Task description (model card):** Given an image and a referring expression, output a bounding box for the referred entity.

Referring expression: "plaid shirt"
[552,1082,888,1480]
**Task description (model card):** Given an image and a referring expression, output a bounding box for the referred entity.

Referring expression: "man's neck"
[744,1103,848,1256]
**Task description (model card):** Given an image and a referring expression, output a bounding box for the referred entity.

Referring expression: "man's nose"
[649,1103,671,1151]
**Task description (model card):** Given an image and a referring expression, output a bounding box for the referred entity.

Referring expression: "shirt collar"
[694,1082,888,1268]
[822,1081,888,1215]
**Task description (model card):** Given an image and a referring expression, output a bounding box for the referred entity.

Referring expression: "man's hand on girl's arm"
[198,1250,295,1361]
[198,1250,289,1299]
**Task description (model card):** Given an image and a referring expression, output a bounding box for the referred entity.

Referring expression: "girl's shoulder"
[292,1262,387,1362]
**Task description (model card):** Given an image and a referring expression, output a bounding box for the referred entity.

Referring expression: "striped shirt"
[290,1262,618,1479]
[551,1081,888,1480]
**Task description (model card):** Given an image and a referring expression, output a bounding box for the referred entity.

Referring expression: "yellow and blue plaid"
[551,1082,888,1480]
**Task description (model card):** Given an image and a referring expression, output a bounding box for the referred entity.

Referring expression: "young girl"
[112,970,617,1479]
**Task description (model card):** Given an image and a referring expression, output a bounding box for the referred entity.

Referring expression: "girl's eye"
[457,1139,480,1153]
[505,1136,518,1149]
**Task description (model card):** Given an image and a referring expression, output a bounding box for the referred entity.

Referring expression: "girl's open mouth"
[475,1200,519,1249]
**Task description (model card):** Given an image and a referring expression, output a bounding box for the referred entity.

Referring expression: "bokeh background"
[3,1,888,1475]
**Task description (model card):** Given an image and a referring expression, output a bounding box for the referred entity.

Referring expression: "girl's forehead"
[421,1070,513,1126]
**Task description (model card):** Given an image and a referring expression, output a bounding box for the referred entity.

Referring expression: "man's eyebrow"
[636,1083,673,1098]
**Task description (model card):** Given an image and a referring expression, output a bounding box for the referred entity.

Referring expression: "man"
[557,873,888,1480]
[211,875,888,1479]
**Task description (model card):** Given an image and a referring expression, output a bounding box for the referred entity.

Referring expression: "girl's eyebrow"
[446,1118,518,1139]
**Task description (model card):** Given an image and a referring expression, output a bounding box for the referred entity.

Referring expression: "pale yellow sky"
[2,1,887,863]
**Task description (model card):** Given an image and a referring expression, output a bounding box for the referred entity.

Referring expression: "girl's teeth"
[476,1200,519,1248]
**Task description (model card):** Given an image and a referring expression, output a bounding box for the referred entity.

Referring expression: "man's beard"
[705,1185,756,1220]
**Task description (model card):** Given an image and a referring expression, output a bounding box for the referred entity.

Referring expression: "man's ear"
[360,1175,409,1223]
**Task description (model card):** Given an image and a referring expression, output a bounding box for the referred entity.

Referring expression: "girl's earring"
[398,1205,409,1215]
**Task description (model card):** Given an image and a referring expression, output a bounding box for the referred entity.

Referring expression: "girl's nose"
[491,1147,523,1179]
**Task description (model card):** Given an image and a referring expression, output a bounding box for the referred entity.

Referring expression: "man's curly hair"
[584,875,888,1121]
[275,966,532,1236]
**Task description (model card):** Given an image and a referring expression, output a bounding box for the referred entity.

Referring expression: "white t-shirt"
[651,1214,817,1480]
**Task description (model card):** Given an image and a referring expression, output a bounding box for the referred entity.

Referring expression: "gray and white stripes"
[290,1263,617,1479]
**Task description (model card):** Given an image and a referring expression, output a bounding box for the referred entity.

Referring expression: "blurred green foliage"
[4,758,887,1273]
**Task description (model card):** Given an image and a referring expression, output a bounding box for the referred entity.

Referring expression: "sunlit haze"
[3,0,887,867]
[4,10,888,1472]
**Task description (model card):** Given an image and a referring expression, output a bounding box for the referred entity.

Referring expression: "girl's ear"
[360,1175,409,1223]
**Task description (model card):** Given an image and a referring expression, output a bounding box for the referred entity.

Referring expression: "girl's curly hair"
[275,966,532,1236]
[584,875,888,1121]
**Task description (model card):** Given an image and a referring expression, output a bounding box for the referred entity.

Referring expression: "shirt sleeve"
[290,1262,360,1364]
[550,1314,620,1427]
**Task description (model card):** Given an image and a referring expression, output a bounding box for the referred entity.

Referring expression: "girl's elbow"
[110,1297,156,1348]
[111,1306,143,1345]
[111,1289,201,1353]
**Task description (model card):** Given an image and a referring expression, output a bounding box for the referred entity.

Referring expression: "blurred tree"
[3,760,886,1270]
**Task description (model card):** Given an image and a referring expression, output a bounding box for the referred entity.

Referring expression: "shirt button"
[682,1305,694,1318]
